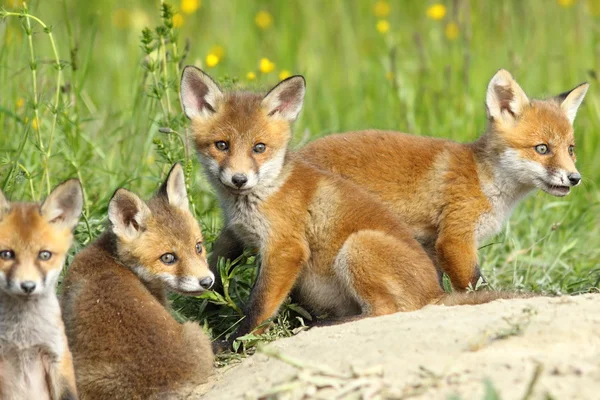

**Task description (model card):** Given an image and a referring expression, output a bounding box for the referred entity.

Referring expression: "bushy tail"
[435,291,533,306]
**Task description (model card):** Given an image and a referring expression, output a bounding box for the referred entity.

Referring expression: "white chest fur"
[0,293,63,400]
[477,177,532,243]
[222,192,270,249]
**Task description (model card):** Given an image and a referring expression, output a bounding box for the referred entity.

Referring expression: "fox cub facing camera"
[180,67,518,346]
[61,164,213,399]
[0,180,82,400]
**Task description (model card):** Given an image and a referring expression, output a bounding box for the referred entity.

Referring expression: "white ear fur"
[40,179,83,230]
[262,75,306,121]
[180,66,224,120]
[558,83,589,125]
[0,190,9,217]
[486,69,530,124]
[162,163,189,212]
[108,188,151,241]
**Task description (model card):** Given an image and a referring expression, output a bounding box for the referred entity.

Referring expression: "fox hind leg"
[333,230,443,317]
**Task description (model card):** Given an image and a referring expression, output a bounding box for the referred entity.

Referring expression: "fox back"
[0,180,82,400]
[61,164,213,400]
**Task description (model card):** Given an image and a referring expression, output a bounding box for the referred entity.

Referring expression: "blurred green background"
[1,0,599,320]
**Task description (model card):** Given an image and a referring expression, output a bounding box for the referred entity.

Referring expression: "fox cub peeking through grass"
[299,69,588,290]
[0,179,82,400]
[180,66,520,348]
[60,164,213,399]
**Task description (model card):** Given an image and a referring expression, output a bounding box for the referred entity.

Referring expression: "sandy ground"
[191,294,600,400]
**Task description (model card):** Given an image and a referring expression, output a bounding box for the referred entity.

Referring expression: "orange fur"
[180,67,515,346]
[0,180,82,400]
[61,164,213,399]
[299,70,588,289]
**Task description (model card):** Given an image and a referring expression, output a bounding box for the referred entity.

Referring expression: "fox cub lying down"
[61,164,213,399]
[180,67,521,347]
[0,179,82,400]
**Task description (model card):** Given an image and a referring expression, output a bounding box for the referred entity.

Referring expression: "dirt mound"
[194,294,600,399]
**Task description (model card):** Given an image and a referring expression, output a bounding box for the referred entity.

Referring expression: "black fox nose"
[568,173,581,186]
[199,276,214,290]
[231,174,248,188]
[20,281,36,294]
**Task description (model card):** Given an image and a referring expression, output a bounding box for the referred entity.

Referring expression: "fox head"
[485,69,589,197]
[0,180,83,298]
[179,66,306,195]
[108,163,213,295]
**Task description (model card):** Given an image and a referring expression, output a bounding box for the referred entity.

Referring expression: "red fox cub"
[299,70,589,290]
[180,67,517,345]
[0,180,82,400]
[60,164,213,399]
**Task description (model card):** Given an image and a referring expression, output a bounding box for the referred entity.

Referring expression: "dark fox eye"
[568,145,575,156]
[535,144,549,155]
[215,141,229,151]
[195,242,203,254]
[160,253,177,265]
[38,251,52,261]
[0,250,14,260]
[253,143,266,154]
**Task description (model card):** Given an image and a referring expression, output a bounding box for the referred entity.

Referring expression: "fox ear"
[0,190,9,217]
[486,69,529,124]
[160,163,189,212]
[41,179,83,230]
[108,188,151,241]
[262,75,306,121]
[557,83,589,125]
[180,66,223,120]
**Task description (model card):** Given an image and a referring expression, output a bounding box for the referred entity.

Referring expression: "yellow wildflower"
[146,153,156,166]
[255,10,273,30]
[376,19,390,34]
[445,22,459,40]
[373,1,391,17]
[112,8,131,28]
[4,0,20,8]
[210,45,225,59]
[173,13,184,28]
[279,70,291,80]
[558,0,576,6]
[588,0,600,15]
[426,4,447,20]
[181,0,201,14]
[16,98,24,108]
[385,71,394,81]
[32,119,38,131]
[205,53,219,68]
[259,58,275,73]
[247,72,257,80]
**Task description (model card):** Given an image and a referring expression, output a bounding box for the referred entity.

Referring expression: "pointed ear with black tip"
[485,69,530,125]
[108,188,151,241]
[556,83,589,125]
[180,66,224,120]
[0,189,10,217]
[262,75,306,121]
[40,179,83,230]
[159,163,189,212]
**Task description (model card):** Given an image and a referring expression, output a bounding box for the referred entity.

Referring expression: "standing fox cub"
[0,180,82,400]
[61,164,213,399]
[180,67,517,344]
[300,70,589,290]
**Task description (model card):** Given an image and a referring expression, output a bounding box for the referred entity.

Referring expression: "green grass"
[1,0,599,343]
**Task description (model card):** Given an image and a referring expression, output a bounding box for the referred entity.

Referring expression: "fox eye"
[568,145,575,156]
[215,141,229,151]
[38,251,52,261]
[160,253,177,265]
[535,144,549,155]
[195,242,203,254]
[0,250,14,260]
[253,143,267,154]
